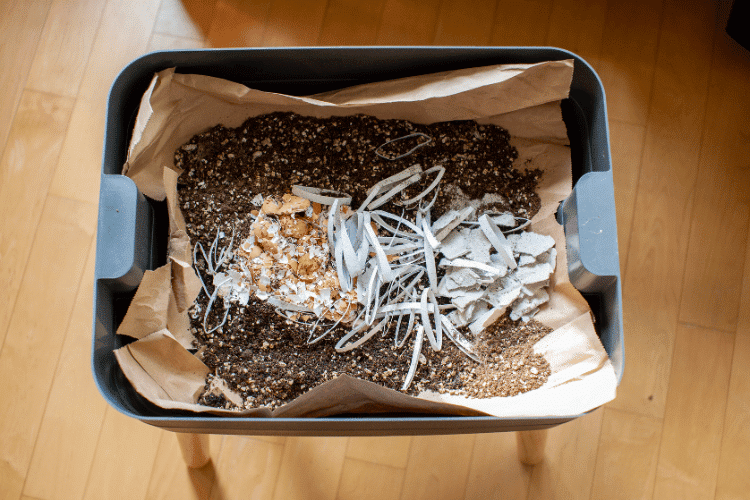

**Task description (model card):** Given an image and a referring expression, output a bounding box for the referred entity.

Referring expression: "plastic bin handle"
[561,170,620,292]
[95,174,151,291]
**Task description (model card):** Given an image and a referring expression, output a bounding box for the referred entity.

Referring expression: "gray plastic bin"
[93,47,623,435]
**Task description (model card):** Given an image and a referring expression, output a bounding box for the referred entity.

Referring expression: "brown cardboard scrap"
[166,287,195,350]
[115,329,208,402]
[116,264,171,339]
[170,257,202,314]
[114,329,271,415]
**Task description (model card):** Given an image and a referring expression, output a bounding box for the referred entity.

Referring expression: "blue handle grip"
[560,170,620,292]
[95,174,151,291]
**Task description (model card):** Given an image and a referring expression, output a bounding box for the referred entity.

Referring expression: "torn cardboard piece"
[114,60,618,418]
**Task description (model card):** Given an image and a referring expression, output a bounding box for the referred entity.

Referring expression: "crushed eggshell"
[217,200,358,323]
[279,194,311,214]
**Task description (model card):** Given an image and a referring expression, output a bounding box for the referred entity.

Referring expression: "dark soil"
[177,111,551,410]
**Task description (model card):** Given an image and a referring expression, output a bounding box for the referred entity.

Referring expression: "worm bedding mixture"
[175,112,555,410]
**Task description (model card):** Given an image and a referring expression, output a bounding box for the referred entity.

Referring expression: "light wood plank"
[433,0,497,45]
[22,241,107,500]
[272,437,348,500]
[608,120,646,280]
[715,226,750,500]
[81,407,162,500]
[261,0,328,47]
[47,0,161,206]
[399,435,475,500]
[0,0,51,158]
[527,409,603,500]
[345,436,411,469]
[208,436,284,500]
[463,432,531,500]
[608,0,716,419]
[25,0,108,98]
[0,454,24,500]
[489,0,553,46]
[336,459,405,500]
[4,4,750,500]
[0,195,97,500]
[147,33,208,52]
[143,432,223,500]
[318,0,386,46]
[596,0,663,126]
[0,91,74,352]
[545,0,608,69]
[153,0,215,42]
[678,33,750,333]
[653,324,734,500]
[206,0,271,47]
[375,0,441,45]
[590,408,661,500]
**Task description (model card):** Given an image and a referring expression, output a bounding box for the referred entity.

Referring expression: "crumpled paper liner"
[114,60,617,418]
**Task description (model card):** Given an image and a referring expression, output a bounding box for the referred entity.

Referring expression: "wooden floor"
[1,0,749,499]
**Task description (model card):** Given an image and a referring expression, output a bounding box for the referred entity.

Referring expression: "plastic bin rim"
[108,45,607,106]
[97,46,618,426]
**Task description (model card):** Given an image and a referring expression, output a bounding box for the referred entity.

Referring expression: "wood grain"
[336,459,405,500]
[490,0,553,47]
[206,0,272,47]
[345,436,412,469]
[608,120,646,279]
[590,408,662,500]
[3,2,750,500]
[22,241,107,500]
[261,0,328,47]
[433,0,497,45]
[25,0,108,98]
[319,0,386,45]
[678,31,750,333]
[0,0,51,158]
[596,0,663,126]
[545,0,608,69]
[527,409,604,500]
[81,408,162,500]
[399,435,475,500]
[653,324,733,500]
[153,0,215,42]
[47,0,161,205]
[0,91,74,352]
[271,437,348,500]
[715,233,750,500]
[376,0,441,45]
[209,436,285,500]
[147,33,209,52]
[0,195,96,500]
[464,431,532,500]
[608,0,716,419]
[143,432,223,500]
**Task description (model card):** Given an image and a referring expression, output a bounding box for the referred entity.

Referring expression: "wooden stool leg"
[516,429,548,465]
[175,432,211,468]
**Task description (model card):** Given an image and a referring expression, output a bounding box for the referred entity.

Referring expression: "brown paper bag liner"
[113,60,617,417]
